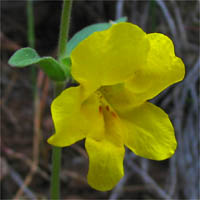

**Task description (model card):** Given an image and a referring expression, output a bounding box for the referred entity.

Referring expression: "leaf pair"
[9,48,70,81]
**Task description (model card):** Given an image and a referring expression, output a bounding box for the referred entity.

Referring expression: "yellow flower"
[48,22,185,191]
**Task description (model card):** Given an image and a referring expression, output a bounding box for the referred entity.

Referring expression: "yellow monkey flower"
[48,22,185,191]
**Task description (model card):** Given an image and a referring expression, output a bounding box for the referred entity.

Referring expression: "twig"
[140,2,150,30]
[2,144,49,181]
[115,0,124,20]
[183,57,200,88]
[12,0,42,198]
[155,0,177,38]
[150,86,170,105]
[13,70,43,200]
[130,1,138,25]
[0,157,9,181]
[126,154,171,199]
[13,70,46,199]
[0,72,18,106]
[71,144,88,159]
[10,168,36,200]
[39,76,49,117]
[169,0,187,44]
[160,91,173,109]
[61,170,87,185]
[109,172,129,200]
[0,32,21,51]
[1,103,22,132]
[140,158,149,172]
[168,155,177,197]
[189,84,199,112]
[1,156,36,199]
[174,51,199,199]
[123,185,148,193]
[179,57,200,107]
[13,169,37,200]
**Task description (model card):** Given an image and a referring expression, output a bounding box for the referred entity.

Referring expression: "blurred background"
[1,0,199,199]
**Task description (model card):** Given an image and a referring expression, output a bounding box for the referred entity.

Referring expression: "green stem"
[50,147,62,199]
[150,0,156,32]
[27,0,35,48]
[27,0,37,96]
[50,1,73,199]
[57,0,73,61]
[50,82,65,199]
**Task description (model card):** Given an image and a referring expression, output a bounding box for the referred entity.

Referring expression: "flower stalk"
[27,0,35,49]
[57,0,73,61]
[50,0,73,199]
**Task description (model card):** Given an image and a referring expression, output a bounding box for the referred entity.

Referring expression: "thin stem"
[12,1,41,199]
[50,147,62,199]
[27,0,35,48]
[27,0,37,95]
[57,0,73,61]
[150,0,156,32]
[50,0,73,199]
[27,0,40,165]
[50,82,65,199]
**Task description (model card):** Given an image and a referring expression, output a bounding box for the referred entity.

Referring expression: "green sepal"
[8,47,70,81]
[60,57,72,78]
[66,16,128,56]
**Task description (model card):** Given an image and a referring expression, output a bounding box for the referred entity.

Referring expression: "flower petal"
[85,138,125,191]
[48,86,85,146]
[81,92,104,141]
[85,101,125,191]
[121,102,177,160]
[71,22,149,92]
[125,33,185,101]
[48,86,104,147]
[100,83,143,113]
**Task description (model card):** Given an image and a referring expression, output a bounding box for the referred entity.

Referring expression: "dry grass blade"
[126,154,171,200]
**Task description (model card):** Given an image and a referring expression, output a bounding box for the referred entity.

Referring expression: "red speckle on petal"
[106,105,110,111]
[99,106,102,113]
[111,111,117,118]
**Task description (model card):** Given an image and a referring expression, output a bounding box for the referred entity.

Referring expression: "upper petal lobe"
[125,33,185,101]
[71,22,149,93]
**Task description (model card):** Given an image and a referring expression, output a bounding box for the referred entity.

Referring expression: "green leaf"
[115,16,128,23]
[61,56,72,78]
[9,47,69,81]
[8,47,41,67]
[37,57,69,81]
[61,57,71,68]
[66,23,111,56]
